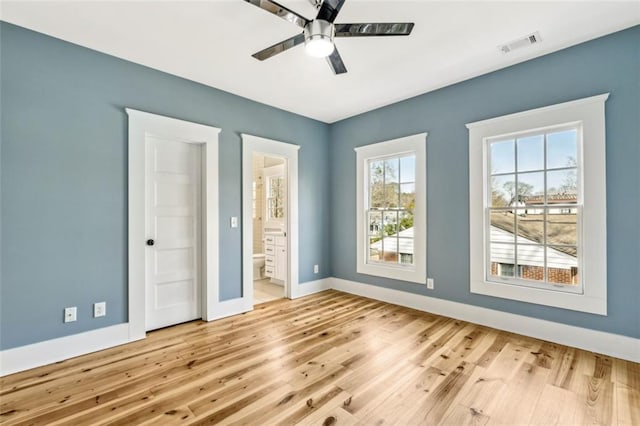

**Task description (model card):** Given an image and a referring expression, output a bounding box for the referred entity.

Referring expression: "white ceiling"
[1,1,638,123]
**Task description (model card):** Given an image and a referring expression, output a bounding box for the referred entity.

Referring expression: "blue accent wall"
[0,22,331,349]
[330,25,640,338]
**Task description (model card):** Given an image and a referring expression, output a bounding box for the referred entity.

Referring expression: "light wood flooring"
[254,279,284,304]
[1,290,638,425]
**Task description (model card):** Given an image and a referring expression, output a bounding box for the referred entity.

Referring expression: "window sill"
[471,279,606,315]
[358,263,426,285]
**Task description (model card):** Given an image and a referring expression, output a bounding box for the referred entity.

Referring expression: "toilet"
[252,253,265,280]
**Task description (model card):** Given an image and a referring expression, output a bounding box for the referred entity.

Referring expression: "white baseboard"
[0,323,133,377]
[292,277,331,298]
[330,277,640,363]
[0,278,329,376]
[3,276,636,377]
[0,296,254,377]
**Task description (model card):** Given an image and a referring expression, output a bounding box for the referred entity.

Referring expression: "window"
[367,153,416,266]
[355,133,427,283]
[267,175,285,220]
[263,164,286,228]
[488,125,581,292]
[468,94,608,315]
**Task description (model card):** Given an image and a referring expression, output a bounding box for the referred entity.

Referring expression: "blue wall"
[1,22,638,351]
[330,25,639,338]
[0,22,331,349]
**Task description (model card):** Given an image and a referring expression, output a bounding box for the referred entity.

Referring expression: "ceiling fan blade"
[326,47,347,74]
[252,33,306,61]
[243,0,309,28]
[316,0,346,23]
[335,23,415,37]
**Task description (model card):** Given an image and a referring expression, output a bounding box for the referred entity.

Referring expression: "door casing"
[127,108,220,340]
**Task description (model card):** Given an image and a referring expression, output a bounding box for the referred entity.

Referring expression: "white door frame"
[127,108,220,340]
[242,134,300,302]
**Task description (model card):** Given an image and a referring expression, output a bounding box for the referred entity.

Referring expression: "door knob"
[146,239,155,246]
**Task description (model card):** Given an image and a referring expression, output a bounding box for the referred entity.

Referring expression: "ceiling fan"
[243,0,415,74]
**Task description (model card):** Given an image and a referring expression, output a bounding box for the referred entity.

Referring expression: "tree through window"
[367,155,415,265]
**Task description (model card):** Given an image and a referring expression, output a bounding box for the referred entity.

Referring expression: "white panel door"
[145,136,201,331]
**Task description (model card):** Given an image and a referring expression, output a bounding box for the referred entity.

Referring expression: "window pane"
[384,158,399,183]
[490,140,515,174]
[369,160,385,208]
[547,210,577,246]
[400,155,415,184]
[380,245,399,264]
[517,134,544,172]
[516,209,544,244]
[490,210,514,242]
[398,238,414,265]
[400,183,415,211]
[398,211,414,232]
[400,252,414,265]
[369,237,382,262]
[385,183,399,208]
[368,211,382,237]
[383,211,398,237]
[547,129,577,170]
[547,246,578,285]
[369,160,384,183]
[518,172,544,207]
[370,187,384,208]
[488,243,515,278]
[547,169,578,202]
[491,174,515,207]
[516,244,545,281]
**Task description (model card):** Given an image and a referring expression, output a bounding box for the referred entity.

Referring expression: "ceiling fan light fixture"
[305,37,334,57]
[304,19,335,58]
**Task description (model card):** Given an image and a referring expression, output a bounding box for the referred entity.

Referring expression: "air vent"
[499,31,541,54]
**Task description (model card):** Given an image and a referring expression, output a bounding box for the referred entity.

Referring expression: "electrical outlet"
[64,307,77,323]
[427,278,434,290]
[313,264,319,274]
[94,302,106,318]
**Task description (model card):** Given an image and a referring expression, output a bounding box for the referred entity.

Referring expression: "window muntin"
[367,154,416,266]
[486,125,582,293]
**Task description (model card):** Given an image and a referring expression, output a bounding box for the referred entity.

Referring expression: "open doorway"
[251,154,287,304]
[242,133,300,307]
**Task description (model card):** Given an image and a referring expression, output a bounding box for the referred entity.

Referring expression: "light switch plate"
[231,217,238,228]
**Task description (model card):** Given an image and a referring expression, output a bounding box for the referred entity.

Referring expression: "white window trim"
[467,94,608,315]
[355,133,427,284]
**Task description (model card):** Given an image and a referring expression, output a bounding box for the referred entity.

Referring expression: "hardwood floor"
[1,290,638,425]
[254,279,285,304]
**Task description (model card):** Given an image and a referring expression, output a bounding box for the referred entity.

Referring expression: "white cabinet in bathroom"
[264,233,287,283]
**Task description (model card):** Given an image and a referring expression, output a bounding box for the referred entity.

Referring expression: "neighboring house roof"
[491,211,577,257]
[523,193,578,205]
[370,227,414,255]
[369,217,577,269]
[490,226,577,269]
